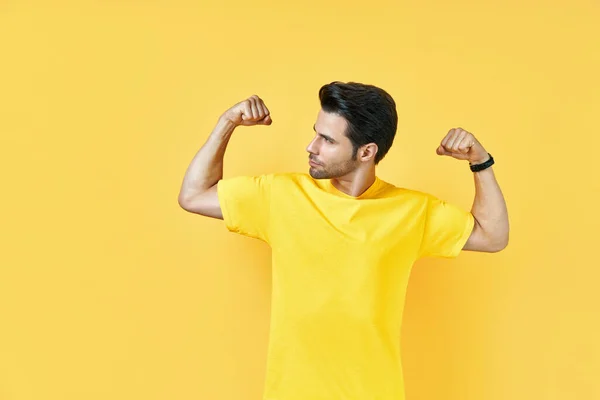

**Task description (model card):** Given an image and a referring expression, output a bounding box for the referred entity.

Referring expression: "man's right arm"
[177,95,272,219]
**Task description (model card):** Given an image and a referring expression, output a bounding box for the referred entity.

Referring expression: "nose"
[306,136,318,155]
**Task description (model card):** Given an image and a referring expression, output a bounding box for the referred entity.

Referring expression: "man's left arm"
[436,127,509,253]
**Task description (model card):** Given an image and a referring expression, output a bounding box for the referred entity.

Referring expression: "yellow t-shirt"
[217,172,474,400]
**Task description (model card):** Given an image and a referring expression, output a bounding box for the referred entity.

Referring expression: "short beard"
[309,151,359,180]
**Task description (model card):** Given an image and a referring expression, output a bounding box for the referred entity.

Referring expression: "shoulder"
[226,172,314,189]
[376,178,433,202]
[269,171,314,186]
[226,171,306,185]
[270,171,306,180]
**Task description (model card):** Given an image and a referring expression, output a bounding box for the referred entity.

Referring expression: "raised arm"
[177,95,272,219]
[436,127,509,253]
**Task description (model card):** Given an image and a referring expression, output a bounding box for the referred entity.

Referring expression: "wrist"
[219,114,238,128]
[469,154,491,165]
[469,153,495,172]
[210,116,237,142]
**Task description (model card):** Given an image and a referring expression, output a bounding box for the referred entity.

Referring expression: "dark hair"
[318,81,398,165]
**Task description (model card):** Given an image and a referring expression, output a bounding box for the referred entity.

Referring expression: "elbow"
[472,217,510,253]
[178,193,192,210]
[488,235,509,253]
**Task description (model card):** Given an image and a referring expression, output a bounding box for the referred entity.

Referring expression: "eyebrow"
[313,124,336,143]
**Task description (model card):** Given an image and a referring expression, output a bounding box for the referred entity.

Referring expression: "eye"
[315,133,333,144]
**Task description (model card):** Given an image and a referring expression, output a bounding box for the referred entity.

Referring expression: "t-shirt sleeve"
[418,195,475,259]
[216,174,273,243]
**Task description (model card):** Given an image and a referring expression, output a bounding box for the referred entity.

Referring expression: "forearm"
[471,165,509,249]
[178,116,236,202]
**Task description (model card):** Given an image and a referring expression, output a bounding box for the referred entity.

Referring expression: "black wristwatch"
[469,153,495,172]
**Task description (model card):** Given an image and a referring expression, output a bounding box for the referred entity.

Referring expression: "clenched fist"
[436,127,490,165]
[222,95,272,127]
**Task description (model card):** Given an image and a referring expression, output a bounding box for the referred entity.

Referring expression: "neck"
[330,166,376,197]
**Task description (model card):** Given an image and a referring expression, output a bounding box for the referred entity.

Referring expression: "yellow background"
[1,1,599,399]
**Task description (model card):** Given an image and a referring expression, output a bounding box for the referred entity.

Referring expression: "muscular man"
[178,81,509,400]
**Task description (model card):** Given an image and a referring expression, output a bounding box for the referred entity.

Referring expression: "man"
[178,81,509,400]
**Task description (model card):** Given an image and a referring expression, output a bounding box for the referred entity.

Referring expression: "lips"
[309,158,321,166]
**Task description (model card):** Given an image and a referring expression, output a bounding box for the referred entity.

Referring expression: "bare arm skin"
[463,162,509,252]
[436,127,509,253]
[177,95,272,219]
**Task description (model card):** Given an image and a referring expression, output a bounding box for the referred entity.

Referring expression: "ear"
[359,143,378,162]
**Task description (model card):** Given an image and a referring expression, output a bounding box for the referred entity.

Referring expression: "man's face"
[306,109,359,179]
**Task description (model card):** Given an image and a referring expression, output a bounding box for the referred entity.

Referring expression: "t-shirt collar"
[326,176,382,199]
